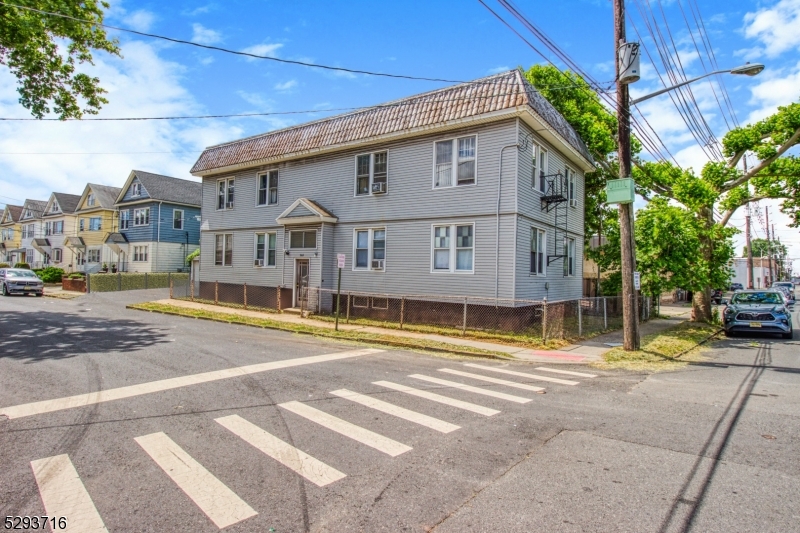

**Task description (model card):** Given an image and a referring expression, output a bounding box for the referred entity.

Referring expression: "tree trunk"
[693,209,714,323]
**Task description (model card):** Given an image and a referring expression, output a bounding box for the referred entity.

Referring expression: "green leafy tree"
[743,238,788,258]
[636,102,800,321]
[0,1,120,119]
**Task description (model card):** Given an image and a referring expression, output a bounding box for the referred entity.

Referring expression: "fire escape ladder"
[539,172,569,266]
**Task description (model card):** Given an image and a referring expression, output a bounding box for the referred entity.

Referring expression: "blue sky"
[1,0,798,263]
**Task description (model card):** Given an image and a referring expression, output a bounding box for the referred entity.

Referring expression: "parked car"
[723,290,793,339]
[0,268,44,297]
[712,289,725,305]
[771,281,795,302]
[730,283,744,291]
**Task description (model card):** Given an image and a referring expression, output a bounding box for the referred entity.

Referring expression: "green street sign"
[606,178,635,205]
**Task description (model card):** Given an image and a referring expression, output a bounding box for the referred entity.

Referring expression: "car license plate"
[749,322,762,328]
[23,287,33,291]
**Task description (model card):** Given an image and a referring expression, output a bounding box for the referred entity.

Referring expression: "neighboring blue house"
[108,170,202,273]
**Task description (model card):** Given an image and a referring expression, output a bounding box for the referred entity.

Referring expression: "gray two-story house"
[190,69,594,310]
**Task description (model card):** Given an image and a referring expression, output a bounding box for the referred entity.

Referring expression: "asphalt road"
[1,290,798,532]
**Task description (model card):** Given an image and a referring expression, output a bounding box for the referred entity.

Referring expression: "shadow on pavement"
[0,310,170,362]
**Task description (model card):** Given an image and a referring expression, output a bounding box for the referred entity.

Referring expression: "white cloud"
[184,5,213,16]
[124,10,156,32]
[274,80,297,91]
[191,24,222,45]
[240,43,283,61]
[0,41,243,205]
[746,61,800,121]
[742,0,800,58]
[487,65,511,75]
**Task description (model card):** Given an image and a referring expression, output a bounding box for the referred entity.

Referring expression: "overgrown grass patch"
[129,302,510,359]
[593,321,721,372]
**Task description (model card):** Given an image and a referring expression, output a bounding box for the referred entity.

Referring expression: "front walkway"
[151,299,691,364]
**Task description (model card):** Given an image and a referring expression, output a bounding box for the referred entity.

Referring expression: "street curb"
[126,304,513,361]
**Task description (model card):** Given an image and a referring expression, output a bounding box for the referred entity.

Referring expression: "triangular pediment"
[276,198,337,226]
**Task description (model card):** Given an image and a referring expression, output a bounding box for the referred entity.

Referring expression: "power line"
[0,0,528,86]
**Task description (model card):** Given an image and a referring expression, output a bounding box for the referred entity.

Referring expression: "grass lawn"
[593,321,721,372]
[129,302,510,360]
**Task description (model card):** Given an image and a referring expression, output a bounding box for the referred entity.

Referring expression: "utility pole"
[745,214,754,289]
[766,206,773,285]
[614,0,640,350]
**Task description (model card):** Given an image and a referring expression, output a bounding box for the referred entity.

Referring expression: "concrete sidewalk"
[148,299,692,364]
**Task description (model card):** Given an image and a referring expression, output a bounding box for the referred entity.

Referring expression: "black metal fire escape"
[540,171,569,265]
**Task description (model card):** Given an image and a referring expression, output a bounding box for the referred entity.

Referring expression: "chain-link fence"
[87,272,189,293]
[170,280,655,341]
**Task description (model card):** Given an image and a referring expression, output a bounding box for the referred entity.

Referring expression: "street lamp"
[631,63,765,105]
[609,48,765,350]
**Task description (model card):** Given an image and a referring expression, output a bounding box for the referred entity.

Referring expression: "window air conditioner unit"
[371,259,384,270]
[570,199,578,208]
[226,201,234,209]
[371,182,387,194]
[255,259,264,267]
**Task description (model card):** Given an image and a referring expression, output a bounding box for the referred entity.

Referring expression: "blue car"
[723,290,793,339]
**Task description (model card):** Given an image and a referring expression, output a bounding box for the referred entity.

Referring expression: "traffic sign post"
[335,254,345,331]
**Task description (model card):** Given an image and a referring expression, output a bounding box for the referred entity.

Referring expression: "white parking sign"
[634,271,641,290]
[337,254,346,269]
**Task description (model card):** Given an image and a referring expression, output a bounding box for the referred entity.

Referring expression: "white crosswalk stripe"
[441,368,547,391]
[374,381,500,416]
[216,414,346,487]
[279,401,412,457]
[330,389,460,433]
[462,363,579,386]
[535,366,597,378]
[409,374,532,403]
[30,454,108,533]
[134,432,257,529]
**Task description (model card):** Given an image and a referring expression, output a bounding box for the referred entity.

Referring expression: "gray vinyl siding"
[198,117,583,301]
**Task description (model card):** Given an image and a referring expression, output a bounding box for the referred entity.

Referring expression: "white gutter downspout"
[496,143,520,301]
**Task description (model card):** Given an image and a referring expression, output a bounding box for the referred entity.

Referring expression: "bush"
[13,262,30,269]
[38,267,65,283]
[186,249,200,264]
[68,273,85,279]
[0,263,9,268]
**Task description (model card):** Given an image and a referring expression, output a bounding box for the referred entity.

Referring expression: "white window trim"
[256,170,280,207]
[564,237,576,277]
[173,209,184,230]
[88,217,102,231]
[566,166,577,206]
[532,143,550,194]
[215,233,233,267]
[133,208,150,227]
[431,135,478,190]
[87,248,101,263]
[132,182,142,197]
[53,248,62,262]
[217,177,235,210]
[133,245,149,262]
[430,223,475,274]
[119,210,130,230]
[253,232,277,268]
[354,151,389,197]
[530,226,547,276]
[352,228,386,271]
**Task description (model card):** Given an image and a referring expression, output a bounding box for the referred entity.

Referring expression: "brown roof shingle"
[191,70,592,174]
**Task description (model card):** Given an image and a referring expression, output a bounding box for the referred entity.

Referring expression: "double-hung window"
[289,231,316,249]
[355,152,388,195]
[215,234,233,266]
[434,136,476,188]
[217,178,235,210]
[45,222,51,236]
[254,233,276,267]
[432,223,474,272]
[53,248,62,262]
[87,193,95,207]
[132,182,142,197]
[133,245,149,262]
[133,208,150,226]
[87,249,101,263]
[354,228,386,270]
[119,210,130,230]
[79,219,85,232]
[53,221,63,234]
[258,170,279,205]
[531,227,546,275]
[173,210,184,230]
[566,167,576,206]
[89,217,102,231]
[532,144,549,192]
[564,238,576,277]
